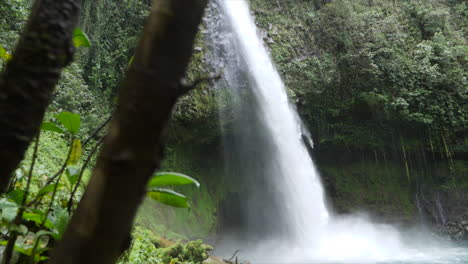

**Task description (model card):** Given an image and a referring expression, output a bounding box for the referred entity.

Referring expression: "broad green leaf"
[41,122,64,134]
[66,166,80,186]
[0,198,18,210]
[2,207,18,222]
[67,139,82,165]
[73,28,91,48]
[4,52,12,61]
[51,207,69,239]
[0,45,12,62]
[148,172,200,188]
[9,224,28,235]
[55,111,81,135]
[22,212,54,229]
[36,184,55,198]
[7,189,25,205]
[147,188,190,208]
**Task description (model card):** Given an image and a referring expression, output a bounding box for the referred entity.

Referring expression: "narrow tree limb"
[82,116,111,148]
[67,136,104,213]
[50,0,208,263]
[0,0,81,192]
[178,72,222,96]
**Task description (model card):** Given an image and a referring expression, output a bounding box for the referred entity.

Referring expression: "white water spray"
[208,0,468,263]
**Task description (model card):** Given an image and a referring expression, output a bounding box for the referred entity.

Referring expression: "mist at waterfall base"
[205,1,468,263]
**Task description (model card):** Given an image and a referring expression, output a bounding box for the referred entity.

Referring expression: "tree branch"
[177,72,222,96]
[0,0,81,192]
[50,0,208,263]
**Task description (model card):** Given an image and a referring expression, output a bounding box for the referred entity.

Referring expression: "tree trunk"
[50,0,208,263]
[0,0,81,192]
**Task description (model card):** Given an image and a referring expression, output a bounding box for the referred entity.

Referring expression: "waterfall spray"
[207,0,468,263]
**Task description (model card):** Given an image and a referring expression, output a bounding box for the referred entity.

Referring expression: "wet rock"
[203,256,228,264]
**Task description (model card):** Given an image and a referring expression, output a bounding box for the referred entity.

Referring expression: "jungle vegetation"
[0,0,466,263]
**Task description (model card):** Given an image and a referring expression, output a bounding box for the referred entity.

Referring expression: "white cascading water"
[208,0,468,263]
[218,0,329,244]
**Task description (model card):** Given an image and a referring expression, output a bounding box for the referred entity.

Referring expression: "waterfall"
[216,0,329,243]
[206,0,466,263]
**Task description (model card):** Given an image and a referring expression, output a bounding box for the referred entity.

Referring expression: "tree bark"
[0,0,81,192]
[50,0,208,263]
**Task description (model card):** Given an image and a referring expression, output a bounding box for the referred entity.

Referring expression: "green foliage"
[55,111,81,135]
[72,28,91,48]
[148,172,200,188]
[156,240,212,264]
[147,172,200,208]
[147,189,190,209]
[0,44,12,62]
[41,122,64,134]
[67,139,82,165]
[250,0,467,155]
[118,227,212,264]
[118,226,161,264]
[78,0,150,97]
[0,111,100,263]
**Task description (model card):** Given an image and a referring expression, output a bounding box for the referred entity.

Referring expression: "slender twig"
[27,137,74,208]
[227,250,241,262]
[82,116,111,148]
[177,72,222,95]
[27,117,111,208]
[39,136,75,227]
[67,137,104,213]
[1,134,40,264]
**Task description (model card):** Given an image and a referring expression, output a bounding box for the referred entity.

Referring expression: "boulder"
[203,256,228,264]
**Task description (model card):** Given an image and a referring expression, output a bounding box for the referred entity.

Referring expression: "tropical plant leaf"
[147,188,190,208]
[67,139,82,165]
[51,207,69,239]
[0,44,12,61]
[0,198,18,210]
[2,207,18,222]
[128,55,134,67]
[0,44,5,58]
[41,122,64,134]
[148,172,200,188]
[73,28,91,48]
[55,111,81,135]
[36,184,55,198]
[22,212,54,229]
[7,189,25,205]
[9,224,28,235]
[66,166,80,186]
[4,52,12,61]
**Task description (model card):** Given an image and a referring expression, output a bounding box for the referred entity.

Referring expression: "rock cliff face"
[246,0,467,231]
[140,0,467,240]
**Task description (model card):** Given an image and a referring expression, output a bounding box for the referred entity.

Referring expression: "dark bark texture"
[50,0,208,263]
[0,0,80,192]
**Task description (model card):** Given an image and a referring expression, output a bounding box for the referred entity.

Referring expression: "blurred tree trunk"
[50,0,208,263]
[0,0,80,192]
